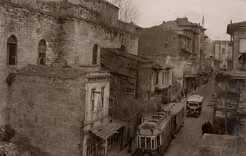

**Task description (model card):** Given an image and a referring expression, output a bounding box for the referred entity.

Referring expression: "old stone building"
[138,17,206,98]
[0,0,141,155]
[99,48,172,154]
[8,65,111,156]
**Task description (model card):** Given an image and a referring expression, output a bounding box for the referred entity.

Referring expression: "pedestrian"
[207,121,212,133]
[204,122,209,134]
[202,122,206,135]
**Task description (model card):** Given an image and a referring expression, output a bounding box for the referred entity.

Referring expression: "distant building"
[138,17,207,98]
[214,40,233,70]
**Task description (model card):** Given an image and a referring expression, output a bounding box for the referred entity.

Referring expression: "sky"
[134,0,246,40]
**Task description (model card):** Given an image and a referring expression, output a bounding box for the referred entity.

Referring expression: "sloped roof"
[227,21,246,35]
[102,64,136,78]
[104,48,152,63]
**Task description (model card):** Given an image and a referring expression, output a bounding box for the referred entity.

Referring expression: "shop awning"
[90,120,125,140]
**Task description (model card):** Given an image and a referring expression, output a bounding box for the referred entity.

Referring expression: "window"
[222,48,225,54]
[155,72,159,85]
[239,39,246,53]
[141,137,145,148]
[165,70,169,86]
[92,44,98,65]
[7,35,17,65]
[38,40,47,65]
[146,137,151,148]
[101,87,105,107]
[91,89,96,112]
[162,71,165,84]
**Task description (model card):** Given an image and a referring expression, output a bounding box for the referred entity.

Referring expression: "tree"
[107,0,140,23]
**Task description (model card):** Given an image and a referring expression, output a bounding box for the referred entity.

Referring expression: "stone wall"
[7,74,87,156]
[0,0,138,125]
[0,2,58,125]
[65,19,138,66]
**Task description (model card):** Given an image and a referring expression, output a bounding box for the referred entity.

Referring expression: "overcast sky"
[134,0,246,40]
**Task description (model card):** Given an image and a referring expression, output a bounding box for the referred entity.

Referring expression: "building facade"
[212,20,246,139]
[138,17,206,98]
[214,40,233,70]
[0,0,141,155]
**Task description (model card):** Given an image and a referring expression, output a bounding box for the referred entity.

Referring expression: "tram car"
[186,95,204,117]
[163,102,185,135]
[136,110,172,155]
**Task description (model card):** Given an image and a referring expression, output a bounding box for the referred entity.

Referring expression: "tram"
[136,109,172,155]
[163,102,185,135]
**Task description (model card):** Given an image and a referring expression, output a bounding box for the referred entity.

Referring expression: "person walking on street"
[202,122,206,135]
[207,121,213,133]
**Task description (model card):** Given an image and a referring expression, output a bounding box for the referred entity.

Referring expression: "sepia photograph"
[0,0,246,155]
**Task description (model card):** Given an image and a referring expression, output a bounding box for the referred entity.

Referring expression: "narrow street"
[165,81,215,156]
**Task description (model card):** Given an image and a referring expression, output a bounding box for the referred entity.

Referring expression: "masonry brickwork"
[0,0,139,125]
[0,0,139,155]
[8,72,87,156]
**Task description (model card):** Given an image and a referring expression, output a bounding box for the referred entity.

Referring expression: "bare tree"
[107,0,140,23]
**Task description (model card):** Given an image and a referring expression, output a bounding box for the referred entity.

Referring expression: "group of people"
[201,121,213,135]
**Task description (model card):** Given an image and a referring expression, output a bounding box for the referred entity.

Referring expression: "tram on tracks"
[163,102,185,135]
[136,102,185,155]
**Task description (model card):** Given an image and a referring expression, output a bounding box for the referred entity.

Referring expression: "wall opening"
[7,35,17,65]
[92,44,98,65]
[38,39,47,65]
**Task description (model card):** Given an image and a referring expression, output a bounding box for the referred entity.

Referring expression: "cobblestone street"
[165,82,215,156]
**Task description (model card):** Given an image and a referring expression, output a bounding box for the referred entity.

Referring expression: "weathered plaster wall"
[8,75,86,156]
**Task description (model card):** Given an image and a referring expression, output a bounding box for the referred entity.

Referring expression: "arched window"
[92,44,98,65]
[7,35,17,65]
[38,39,47,65]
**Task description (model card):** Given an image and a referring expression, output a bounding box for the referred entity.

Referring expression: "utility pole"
[224,83,228,134]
